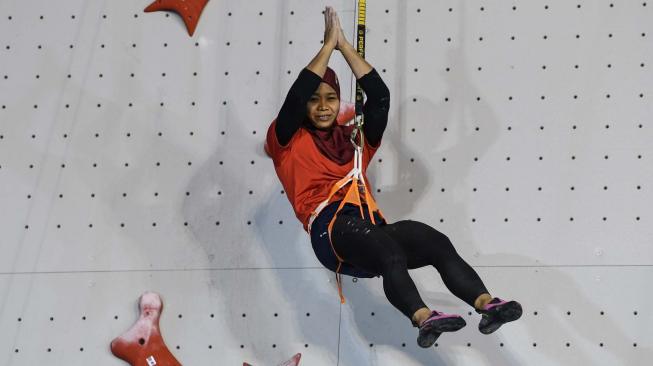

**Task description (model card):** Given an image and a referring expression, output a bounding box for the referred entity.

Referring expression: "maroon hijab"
[302,67,355,165]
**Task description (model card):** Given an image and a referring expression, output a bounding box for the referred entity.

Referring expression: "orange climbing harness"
[307,115,386,304]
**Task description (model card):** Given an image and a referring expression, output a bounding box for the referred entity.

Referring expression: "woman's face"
[306,82,340,129]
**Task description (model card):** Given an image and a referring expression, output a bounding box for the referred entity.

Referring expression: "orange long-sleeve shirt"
[265,119,382,232]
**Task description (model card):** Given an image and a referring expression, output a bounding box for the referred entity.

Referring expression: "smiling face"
[306,82,340,130]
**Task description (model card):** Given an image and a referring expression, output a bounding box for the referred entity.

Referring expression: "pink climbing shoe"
[476,297,523,334]
[416,310,466,348]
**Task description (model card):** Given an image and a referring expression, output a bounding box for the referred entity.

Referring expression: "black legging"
[330,212,489,322]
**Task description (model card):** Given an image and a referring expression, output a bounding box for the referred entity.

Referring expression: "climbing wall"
[1,0,652,365]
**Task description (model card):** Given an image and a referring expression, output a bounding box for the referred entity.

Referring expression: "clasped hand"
[323,6,349,51]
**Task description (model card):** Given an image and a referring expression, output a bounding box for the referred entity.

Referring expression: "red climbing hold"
[243,353,301,366]
[144,0,210,36]
[111,292,182,366]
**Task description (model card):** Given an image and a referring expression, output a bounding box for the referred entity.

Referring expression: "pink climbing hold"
[110,292,182,366]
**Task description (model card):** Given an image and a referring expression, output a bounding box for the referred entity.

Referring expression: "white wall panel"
[0,0,651,365]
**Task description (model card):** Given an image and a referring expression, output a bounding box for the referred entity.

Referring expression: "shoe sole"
[417,317,467,348]
[480,301,523,335]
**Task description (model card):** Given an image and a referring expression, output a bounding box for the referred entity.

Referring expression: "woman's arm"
[338,42,372,79]
[275,69,322,147]
[334,11,389,147]
[356,69,390,148]
[275,8,339,147]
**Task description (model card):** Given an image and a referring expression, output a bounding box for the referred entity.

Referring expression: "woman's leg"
[380,220,491,309]
[329,213,428,321]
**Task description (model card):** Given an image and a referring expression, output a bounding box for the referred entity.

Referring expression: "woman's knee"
[395,220,458,253]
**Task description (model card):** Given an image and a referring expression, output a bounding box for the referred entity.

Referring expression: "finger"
[329,8,334,28]
[328,11,334,34]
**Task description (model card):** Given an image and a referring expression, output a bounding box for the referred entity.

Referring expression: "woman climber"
[265,6,522,348]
